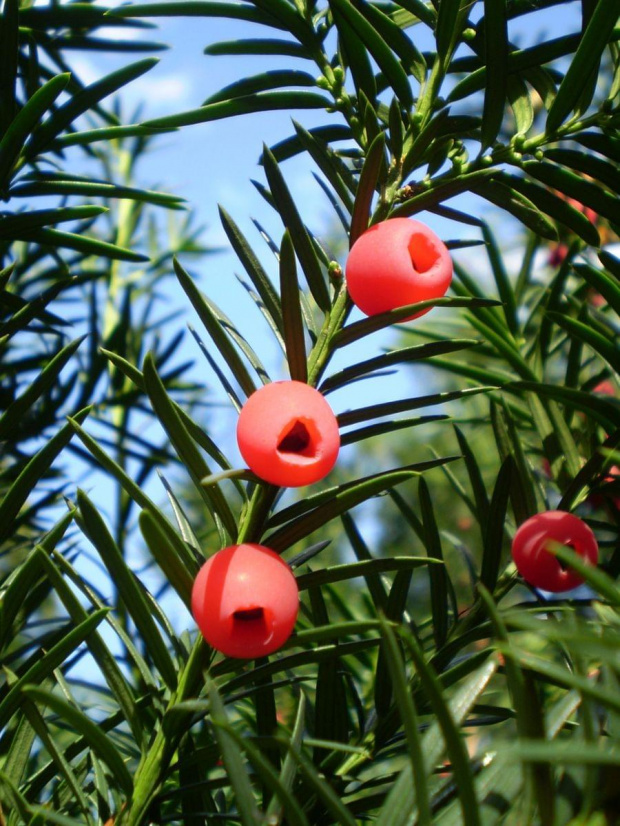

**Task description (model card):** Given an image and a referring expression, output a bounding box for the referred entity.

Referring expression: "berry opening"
[233,607,265,622]
[277,420,316,457]
[231,605,274,649]
[409,233,440,274]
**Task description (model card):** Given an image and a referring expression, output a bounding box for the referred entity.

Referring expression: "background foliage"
[1,0,619,823]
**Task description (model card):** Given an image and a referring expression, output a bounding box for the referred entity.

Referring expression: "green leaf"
[600,248,620,278]
[448,32,581,103]
[108,0,274,22]
[207,680,262,826]
[173,257,259,397]
[68,417,196,601]
[550,544,620,606]
[279,229,307,383]
[314,654,349,759]
[280,742,357,826]
[377,655,496,826]
[481,0,508,149]
[573,262,620,316]
[21,686,134,798]
[320,339,478,394]
[0,547,48,650]
[392,0,436,27]
[138,509,195,608]
[205,38,310,58]
[0,770,32,821]
[332,296,501,348]
[0,274,94,341]
[223,726,309,826]
[0,609,108,730]
[418,477,450,647]
[0,73,70,185]
[389,168,496,219]
[15,227,150,262]
[50,550,162,694]
[11,173,184,208]
[265,693,307,825]
[267,123,353,164]
[377,617,431,823]
[76,489,178,689]
[295,557,440,591]
[512,740,620,766]
[340,414,448,447]
[219,206,284,339]
[0,512,73,647]
[521,160,619,225]
[350,132,386,244]
[573,131,620,163]
[36,549,146,748]
[506,644,620,715]
[361,0,426,85]
[507,75,534,136]
[22,2,155,26]
[475,178,559,241]
[435,0,468,64]
[25,58,159,158]
[268,462,453,531]
[261,146,331,312]
[480,456,512,591]
[546,0,620,133]
[0,407,90,546]
[544,147,620,195]
[334,6,377,105]
[374,569,412,715]
[2,714,37,792]
[0,205,107,236]
[143,353,238,541]
[330,0,413,107]
[341,513,388,610]
[289,121,356,212]
[100,346,239,477]
[478,587,554,823]
[0,0,18,137]
[547,311,620,373]
[143,92,331,129]
[496,171,600,246]
[337,386,495,427]
[453,425,490,525]
[266,469,423,552]
[203,69,316,105]
[489,401,540,525]
[52,123,175,146]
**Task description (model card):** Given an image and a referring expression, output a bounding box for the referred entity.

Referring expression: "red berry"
[593,380,615,397]
[236,380,340,487]
[191,544,299,658]
[345,218,453,319]
[511,511,598,592]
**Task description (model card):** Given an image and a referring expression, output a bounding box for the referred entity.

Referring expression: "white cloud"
[125,72,194,114]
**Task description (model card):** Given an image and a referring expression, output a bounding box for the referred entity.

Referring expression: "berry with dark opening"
[191,543,299,658]
[511,511,598,592]
[236,380,340,487]
[345,218,453,320]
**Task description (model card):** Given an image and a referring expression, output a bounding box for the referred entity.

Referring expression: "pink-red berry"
[511,511,598,592]
[191,543,299,658]
[236,380,340,487]
[345,218,453,320]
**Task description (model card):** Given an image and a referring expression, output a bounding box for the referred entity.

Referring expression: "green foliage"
[1,0,620,824]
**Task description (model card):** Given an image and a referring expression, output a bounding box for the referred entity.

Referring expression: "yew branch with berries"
[1,1,619,824]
